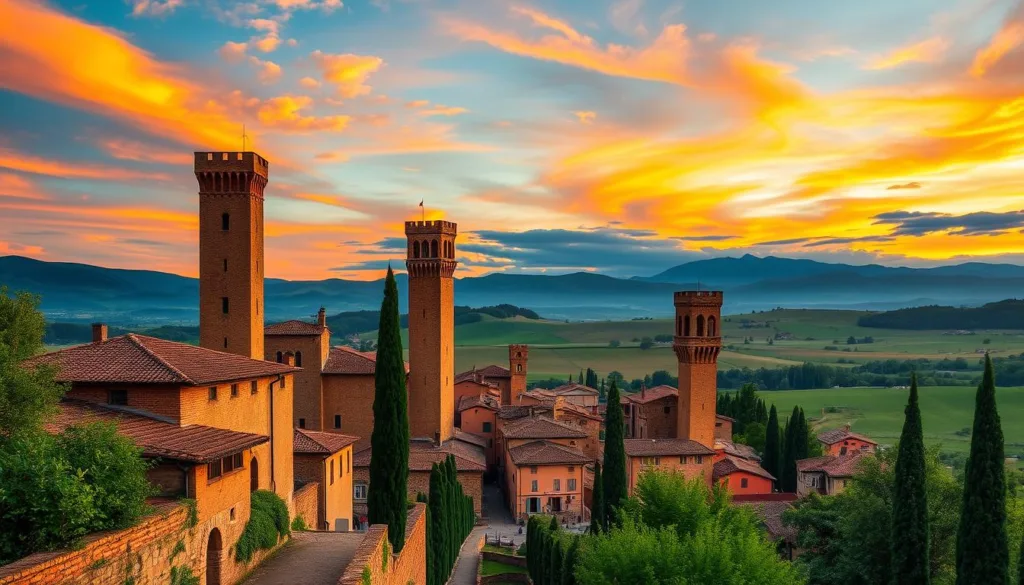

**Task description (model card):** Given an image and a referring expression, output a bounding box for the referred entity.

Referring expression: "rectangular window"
[222,297,229,313]
[531,480,538,492]
[298,418,306,429]
[354,484,367,500]
[334,415,342,429]
[231,383,239,397]
[109,389,128,406]
[553,479,560,491]
[281,377,287,389]
[347,452,351,473]
[741,478,749,488]
[330,460,335,485]
[223,455,236,473]
[208,459,222,480]
[222,213,230,230]
[223,258,228,272]
[679,456,688,465]
[482,421,492,433]
[233,453,242,469]
[251,380,258,394]
[568,479,577,491]
[695,455,703,464]
[339,456,344,477]
[530,466,538,474]
[664,406,671,414]
[209,386,218,401]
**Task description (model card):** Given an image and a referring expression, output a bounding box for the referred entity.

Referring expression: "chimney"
[317,307,327,327]
[434,430,442,447]
[640,384,646,401]
[843,423,851,432]
[91,323,108,343]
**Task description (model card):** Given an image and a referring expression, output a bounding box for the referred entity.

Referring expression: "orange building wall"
[714,417,734,441]
[65,383,183,422]
[626,455,712,495]
[459,406,497,465]
[555,413,602,461]
[265,333,325,430]
[322,374,375,451]
[719,472,773,495]
[454,380,489,408]
[195,151,267,361]
[825,438,875,456]
[507,462,584,520]
[295,448,354,531]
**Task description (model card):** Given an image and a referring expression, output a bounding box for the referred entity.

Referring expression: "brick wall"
[264,334,324,430]
[355,469,483,517]
[322,374,375,451]
[338,504,427,585]
[294,481,320,529]
[66,383,183,421]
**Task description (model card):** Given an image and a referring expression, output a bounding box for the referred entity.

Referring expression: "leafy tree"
[368,267,410,552]
[738,422,767,454]
[763,405,782,487]
[602,381,627,527]
[891,374,930,585]
[0,287,65,439]
[955,354,1009,585]
[591,462,604,534]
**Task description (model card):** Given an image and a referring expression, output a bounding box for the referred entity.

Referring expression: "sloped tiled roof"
[453,429,489,449]
[457,394,499,413]
[265,320,327,336]
[622,385,678,404]
[509,440,590,466]
[502,416,588,439]
[734,500,797,542]
[559,401,603,421]
[624,438,714,457]
[294,429,359,455]
[817,427,877,446]
[47,400,268,463]
[713,455,776,481]
[322,346,410,375]
[798,452,869,478]
[716,414,737,423]
[26,334,298,385]
[455,364,511,383]
[548,383,599,396]
[353,437,486,472]
[715,440,760,461]
[498,405,536,420]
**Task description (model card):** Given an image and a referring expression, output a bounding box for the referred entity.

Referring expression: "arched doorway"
[206,528,223,585]
[250,457,259,492]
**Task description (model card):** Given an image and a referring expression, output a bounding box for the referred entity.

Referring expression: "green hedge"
[235,490,290,563]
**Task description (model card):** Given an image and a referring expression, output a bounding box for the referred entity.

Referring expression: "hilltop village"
[0,150,881,585]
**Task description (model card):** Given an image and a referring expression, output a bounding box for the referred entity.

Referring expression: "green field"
[756,386,1024,456]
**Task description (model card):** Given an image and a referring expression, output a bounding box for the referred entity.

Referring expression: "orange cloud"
[864,37,949,70]
[249,56,283,84]
[0,148,171,181]
[299,76,321,89]
[129,0,182,18]
[96,139,193,166]
[0,172,47,200]
[970,7,1024,76]
[418,105,468,117]
[310,50,385,98]
[0,0,254,152]
[257,95,350,132]
[573,111,596,124]
[219,41,249,63]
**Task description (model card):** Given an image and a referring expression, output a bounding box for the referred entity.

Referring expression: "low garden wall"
[293,481,320,529]
[338,503,427,585]
[481,551,527,568]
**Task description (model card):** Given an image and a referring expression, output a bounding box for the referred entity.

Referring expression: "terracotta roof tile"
[622,385,678,404]
[559,402,603,421]
[294,429,359,454]
[455,365,510,383]
[47,400,268,463]
[353,437,486,472]
[715,440,760,461]
[713,455,776,481]
[498,405,548,420]
[502,416,588,439]
[508,440,590,466]
[453,429,489,449]
[322,346,409,375]
[26,334,297,385]
[548,383,599,397]
[457,394,499,412]
[624,438,715,457]
[734,500,796,541]
[716,414,737,423]
[265,320,327,336]
[817,427,877,446]
[797,452,868,478]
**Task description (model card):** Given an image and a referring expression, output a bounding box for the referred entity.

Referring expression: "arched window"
[708,316,717,336]
[413,241,421,258]
[696,315,705,336]
[683,315,691,336]
[206,528,223,585]
[221,213,230,231]
[250,457,259,491]
[516,364,523,373]
[431,239,439,258]
[295,351,302,367]
[676,316,682,336]
[276,351,283,363]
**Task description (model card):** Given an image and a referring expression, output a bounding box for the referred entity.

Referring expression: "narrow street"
[447,483,517,584]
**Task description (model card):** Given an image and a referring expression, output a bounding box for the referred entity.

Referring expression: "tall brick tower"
[405,220,458,442]
[673,290,723,448]
[194,151,268,360]
[508,344,529,405]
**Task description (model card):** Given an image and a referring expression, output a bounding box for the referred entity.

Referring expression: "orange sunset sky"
[1,0,1023,280]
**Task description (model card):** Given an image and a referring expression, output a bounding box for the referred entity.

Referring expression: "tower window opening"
[683,315,691,336]
[222,213,230,231]
[276,351,283,363]
[413,241,421,258]
[430,239,439,258]
[224,337,228,348]
[222,297,229,314]
[223,259,228,272]
[295,351,303,367]
[696,315,705,336]
[708,316,717,336]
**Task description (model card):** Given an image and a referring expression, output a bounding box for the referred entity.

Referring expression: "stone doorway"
[206,528,223,585]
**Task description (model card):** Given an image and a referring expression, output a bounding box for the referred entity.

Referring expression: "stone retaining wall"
[338,504,427,585]
[294,481,320,529]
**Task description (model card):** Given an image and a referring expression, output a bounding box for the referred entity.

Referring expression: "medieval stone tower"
[508,344,529,404]
[405,220,458,442]
[673,290,723,448]
[194,151,268,360]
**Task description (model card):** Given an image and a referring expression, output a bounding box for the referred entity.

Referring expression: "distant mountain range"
[2,254,1022,325]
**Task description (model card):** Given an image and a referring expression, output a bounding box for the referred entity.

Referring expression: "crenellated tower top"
[405,220,458,278]
[194,151,269,200]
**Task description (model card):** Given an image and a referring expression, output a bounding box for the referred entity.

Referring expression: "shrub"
[235,490,290,563]
[290,516,308,531]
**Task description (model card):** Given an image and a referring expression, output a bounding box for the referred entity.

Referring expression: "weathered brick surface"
[338,504,427,585]
[294,481,320,530]
[322,374,375,451]
[264,332,326,430]
[355,469,482,516]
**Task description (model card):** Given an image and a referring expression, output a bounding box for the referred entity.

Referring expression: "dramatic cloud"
[310,50,385,98]
[256,95,350,132]
[864,37,949,70]
[873,210,1024,237]
[970,3,1024,76]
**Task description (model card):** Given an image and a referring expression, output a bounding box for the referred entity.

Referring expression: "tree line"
[857,299,1024,330]
[417,455,475,585]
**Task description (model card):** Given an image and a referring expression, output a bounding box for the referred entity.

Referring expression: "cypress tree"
[590,462,604,533]
[602,380,627,526]
[562,536,580,585]
[795,408,810,460]
[763,405,782,488]
[549,530,564,585]
[956,354,1009,585]
[891,373,930,585]
[428,463,445,585]
[781,408,799,492]
[1018,531,1023,585]
[539,518,550,585]
[527,516,536,578]
[368,266,410,551]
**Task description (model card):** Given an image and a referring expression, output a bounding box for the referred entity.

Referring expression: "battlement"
[405,220,458,235]
[674,290,723,306]
[194,151,269,178]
